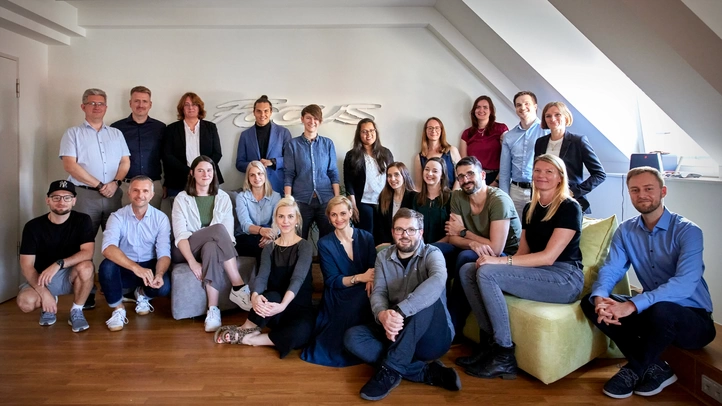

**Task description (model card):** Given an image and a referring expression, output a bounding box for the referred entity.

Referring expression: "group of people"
[15,87,715,401]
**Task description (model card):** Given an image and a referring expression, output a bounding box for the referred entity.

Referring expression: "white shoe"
[106,308,128,332]
[229,285,252,311]
[205,307,222,332]
[134,287,154,316]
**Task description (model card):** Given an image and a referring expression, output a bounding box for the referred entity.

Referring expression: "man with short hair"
[60,88,131,309]
[498,91,549,215]
[582,167,715,399]
[344,208,460,401]
[445,156,521,336]
[17,181,95,332]
[111,86,166,209]
[99,176,172,331]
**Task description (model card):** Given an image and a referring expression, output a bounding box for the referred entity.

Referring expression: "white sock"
[71,303,83,311]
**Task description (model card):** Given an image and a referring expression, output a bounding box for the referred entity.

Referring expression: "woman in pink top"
[460,96,509,187]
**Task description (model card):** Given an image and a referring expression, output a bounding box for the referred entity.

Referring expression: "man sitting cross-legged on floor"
[99,176,172,331]
[17,180,95,332]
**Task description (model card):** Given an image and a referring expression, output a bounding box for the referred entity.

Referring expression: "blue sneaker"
[634,363,677,397]
[39,311,56,326]
[603,366,639,399]
[360,366,402,401]
[68,308,89,333]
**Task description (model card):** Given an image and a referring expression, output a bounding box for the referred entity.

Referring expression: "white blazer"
[172,189,236,247]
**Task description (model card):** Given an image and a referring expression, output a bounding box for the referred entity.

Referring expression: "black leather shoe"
[455,331,493,368]
[425,360,462,391]
[464,343,518,380]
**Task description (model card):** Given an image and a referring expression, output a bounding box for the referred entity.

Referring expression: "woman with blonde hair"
[457,154,584,380]
[215,197,315,359]
[414,117,461,189]
[301,196,376,366]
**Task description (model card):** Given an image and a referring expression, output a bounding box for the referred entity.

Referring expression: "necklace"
[277,237,295,252]
[539,200,552,209]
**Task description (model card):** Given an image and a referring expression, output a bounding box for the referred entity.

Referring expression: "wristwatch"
[56,259,64,269]
[115,179,123,186]
[459,228,468,238]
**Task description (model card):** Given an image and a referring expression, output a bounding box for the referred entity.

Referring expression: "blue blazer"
[534,131,606,213]
[235,122,292,193]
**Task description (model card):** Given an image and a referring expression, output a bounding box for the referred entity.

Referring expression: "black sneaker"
[603,367,639,399]
[360,365,402,401]
[634,363,677,397]
[425,360,461,391]
[83,293,96,310]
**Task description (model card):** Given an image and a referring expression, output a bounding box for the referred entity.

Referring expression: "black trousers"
[247,290,315,359]
[580,293,716,375]
[297,197,333,240]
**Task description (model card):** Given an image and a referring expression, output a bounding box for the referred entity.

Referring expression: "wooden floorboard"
[0,295,703,405]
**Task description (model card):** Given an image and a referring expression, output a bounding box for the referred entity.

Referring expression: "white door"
[0,55,20,303]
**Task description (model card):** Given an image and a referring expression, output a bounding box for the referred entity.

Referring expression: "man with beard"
[16,181,95,332]
[582,167,715,399]
[98,176,171,332]
[445,156,521,336]
[344,208,461,401]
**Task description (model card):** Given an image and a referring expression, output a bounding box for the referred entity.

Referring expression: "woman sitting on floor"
[215,197,315,359]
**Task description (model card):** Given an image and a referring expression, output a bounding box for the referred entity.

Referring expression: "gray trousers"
[74,186,123,235]
[171,224,236,293]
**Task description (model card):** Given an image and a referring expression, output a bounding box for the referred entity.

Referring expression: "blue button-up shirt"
[102,204,171,263]
[59,121,131,185]
[283,134,340,204]
[111,115,166,181]
[498,119,548,193]
[235,189,282,235]
[591,208,713,313]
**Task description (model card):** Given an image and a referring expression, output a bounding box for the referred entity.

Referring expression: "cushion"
[580,215,618,297]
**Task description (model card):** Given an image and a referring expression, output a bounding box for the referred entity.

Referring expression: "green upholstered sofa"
[463,215,630,384]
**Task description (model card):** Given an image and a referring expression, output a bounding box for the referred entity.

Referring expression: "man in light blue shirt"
[582,167,715,399]
[98,176,171,332]
[498,91,548,215]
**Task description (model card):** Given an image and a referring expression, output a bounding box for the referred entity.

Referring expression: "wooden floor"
[0,295,702,405]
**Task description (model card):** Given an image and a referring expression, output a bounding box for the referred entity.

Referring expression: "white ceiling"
[65,0,437,8]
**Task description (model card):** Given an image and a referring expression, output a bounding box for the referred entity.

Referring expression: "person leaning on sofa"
[581,166,715,399]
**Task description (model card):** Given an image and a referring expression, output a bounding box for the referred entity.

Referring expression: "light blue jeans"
[459,261,583,347]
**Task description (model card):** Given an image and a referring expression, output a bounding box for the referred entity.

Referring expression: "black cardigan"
[373,190,417,245]
[343,148,394,199]
[162,119,224,190]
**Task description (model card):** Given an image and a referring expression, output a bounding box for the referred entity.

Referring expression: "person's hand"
[133,266,155,286]
[596,297,636,325]
[352,206,360,223]
[251,293,267,314]
[260,227,276,240]
[260,159,273,167]
[259,237,273,248]
[260,301,286,318]
[470,241,496,257]
[475,253,503,267]
[149,274,164,289]
[446,213,465,236]
[379,309,404,342]
[188,260,203,281]
[361,268,375,284]
[37,263,61,288]
[39,289,57,314]
[99,181,118,198]
[365,281,374,297]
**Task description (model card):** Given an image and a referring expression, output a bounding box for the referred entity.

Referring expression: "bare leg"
[242,331,274,346]
[70,261,95,306]
[16,287,41,313]
[223,256,243,286]
[206,284,219,307]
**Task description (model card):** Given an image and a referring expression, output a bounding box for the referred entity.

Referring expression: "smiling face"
[254,101,272,126]
[247,165,266,189]
[192,161,214,188]
[456,164,484,195]
[46,191,75,216]
[425,119,442,142]
[532,160,562,193]
[328,203,352,231]
[275,205,299,235]
[359,121,377,147]
[81,94,107,122]
[183,96,200,120]
[423,160,442,187]
[628,172,666,215]
[474,99,491,123]
[302,112,320,135]
[544,106,566,132]
[128,179,154,209]
[387,166,405,190]
[129,92,152,119]
[515,94,537,122]
[392,216,423,253]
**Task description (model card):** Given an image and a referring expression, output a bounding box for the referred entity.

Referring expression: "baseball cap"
[47,180,77,197]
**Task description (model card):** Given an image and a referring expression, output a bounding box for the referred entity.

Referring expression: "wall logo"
[211,98,381,128]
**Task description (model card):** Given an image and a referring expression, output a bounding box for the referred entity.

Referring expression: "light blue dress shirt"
[498,119,548,193]
[590,208,713,313]
[283,135,340,204]
[59,121,131,185]
[235,189,282,235]
[102,205,171,263]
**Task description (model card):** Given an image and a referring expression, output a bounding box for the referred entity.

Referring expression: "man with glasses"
[59,88,131,309]
[16,181,95,332]
[445,156,521,337]
[344,208,461,401]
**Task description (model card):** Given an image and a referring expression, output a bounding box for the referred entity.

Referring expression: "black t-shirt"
[522,198,582,263]
[20,211,95,273]
[256,122,271,160]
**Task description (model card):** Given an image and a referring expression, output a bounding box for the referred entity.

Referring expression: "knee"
[343,326,363,353]
[98,259,116,277]
[644,302,680,327]
[75,261,95,280]
[16,291,38,313]
[458,262,476,281]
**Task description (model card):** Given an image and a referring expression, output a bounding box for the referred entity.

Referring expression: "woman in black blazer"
[343,118,394,235]
[163,92,224,196]
[534,101,605,213]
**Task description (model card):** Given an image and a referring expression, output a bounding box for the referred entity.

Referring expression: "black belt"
[512,180,532,189]
[76,184,100,191]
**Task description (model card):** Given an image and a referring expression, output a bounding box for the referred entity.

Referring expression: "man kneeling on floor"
[344,208,461,401]
[17,180,95,332]
[582,166,716,399]
[99,176,171,331]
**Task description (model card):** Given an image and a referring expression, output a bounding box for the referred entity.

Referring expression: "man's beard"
[462,181,481,195]
[397,238,420,253]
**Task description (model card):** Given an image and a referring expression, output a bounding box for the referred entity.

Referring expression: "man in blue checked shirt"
[582,167,715,399]
[98,176,172,332]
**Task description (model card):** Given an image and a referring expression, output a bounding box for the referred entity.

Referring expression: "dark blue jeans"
[343,299,452,381]
[355,201,376,236]
[581,293,716,375]
[98,258,171,308]
[447,249,479,336]
[297,197,333,240]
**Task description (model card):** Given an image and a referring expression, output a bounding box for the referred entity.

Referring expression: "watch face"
[460,229,467,237]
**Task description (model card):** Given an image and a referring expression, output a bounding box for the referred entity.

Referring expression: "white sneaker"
[134,287,154,316]
[205,307,221,332]
[229,285,252,311]
[106,308,128,332]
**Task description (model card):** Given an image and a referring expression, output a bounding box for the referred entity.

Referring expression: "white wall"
[47,27,516,190]
[587,175,722,322]
[0,27,48,222]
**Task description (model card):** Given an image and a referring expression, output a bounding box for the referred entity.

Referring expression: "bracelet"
[507,255,513,266]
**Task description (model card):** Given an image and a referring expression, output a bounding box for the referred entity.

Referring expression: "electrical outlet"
[702,375,722,403]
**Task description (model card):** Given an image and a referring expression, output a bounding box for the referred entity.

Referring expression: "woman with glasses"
[301,196,376,367]
[163,92,224,199]
[215,197,315,360]
[457,154,584,380]
[460,96,509,187]
[343,119,394,235]
[415,117,461,190]
[171,156,250,333]
[374,162,417,247]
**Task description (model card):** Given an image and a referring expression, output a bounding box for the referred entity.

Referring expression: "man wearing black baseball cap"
[16,180,96,332]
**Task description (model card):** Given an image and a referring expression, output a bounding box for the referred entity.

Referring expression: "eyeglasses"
[456,171,476,182]
[392,227,420,236]
[360,129,376,136]
[183,103,199,108]
[49,195,74,202]
[84,102,106,107]
[426,126,441,132]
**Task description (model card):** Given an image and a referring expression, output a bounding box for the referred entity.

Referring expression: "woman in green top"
[171,155,251,333]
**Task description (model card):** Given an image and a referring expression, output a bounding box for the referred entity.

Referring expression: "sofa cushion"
[580,215,618,297]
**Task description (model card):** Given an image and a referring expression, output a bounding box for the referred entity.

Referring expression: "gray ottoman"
[171,256,257,320]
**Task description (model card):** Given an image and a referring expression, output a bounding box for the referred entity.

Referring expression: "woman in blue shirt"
[235,160,281,267]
